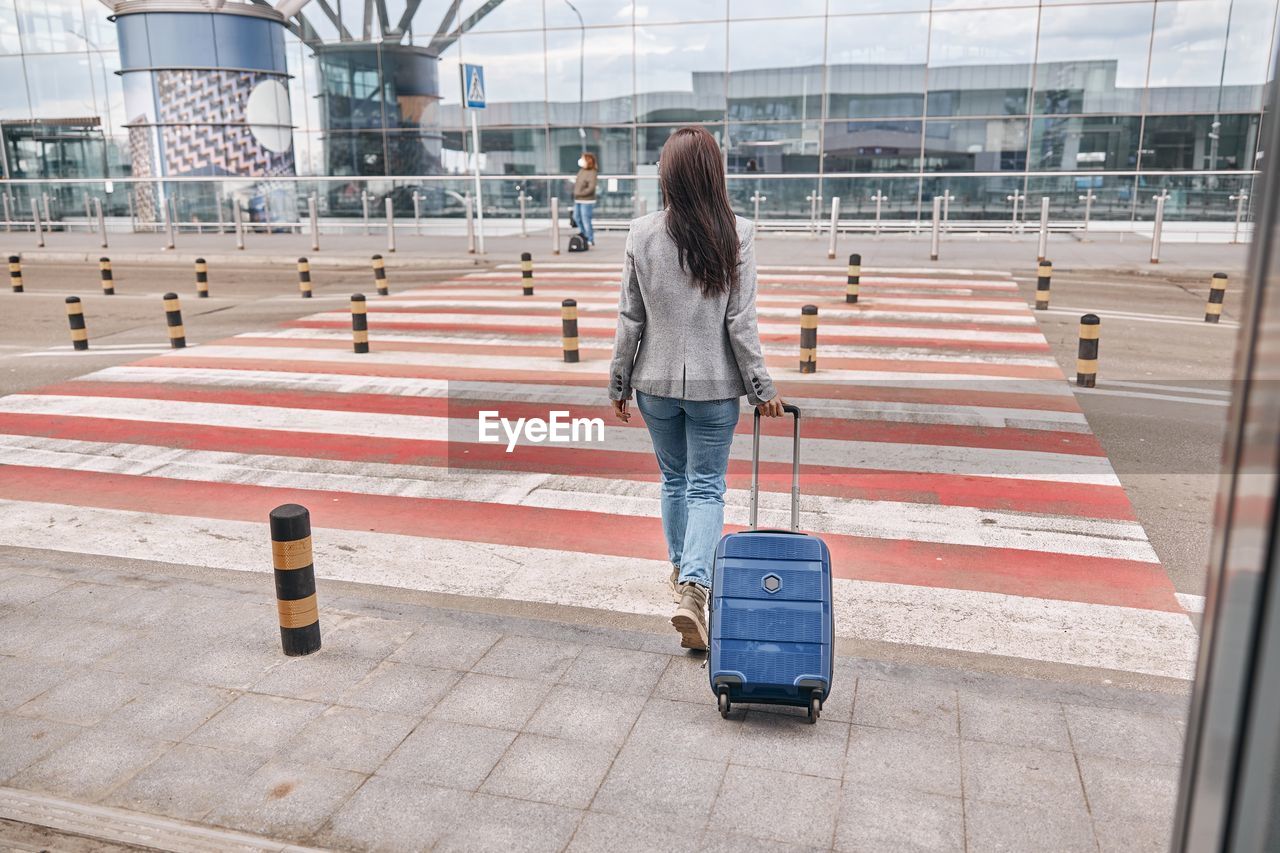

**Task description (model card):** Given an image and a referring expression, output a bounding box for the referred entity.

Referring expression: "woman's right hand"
[756,395,786,418]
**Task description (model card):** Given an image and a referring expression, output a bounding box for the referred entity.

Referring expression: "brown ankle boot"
[671,582,709,651]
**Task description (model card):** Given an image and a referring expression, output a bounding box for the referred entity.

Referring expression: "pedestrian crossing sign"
[462,64,486,109]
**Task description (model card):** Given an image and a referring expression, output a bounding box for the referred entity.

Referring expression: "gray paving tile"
[178,643,287,692]
[378,718,515,790]
[0,714,84,782]
[471,634,583,682]
[435,793,582,853]
[1064,703,1185,765]
[317,775,472,852]
[525,684,646,747]
[627,697,744,761]
[338,660,462,717]
[710,764,840,848]
[429,672,552,731]
[251,653,379,704]
[319,613,416,661]
[964,798,1097,853]
[0,574,72,607]
[13,670,148,727]
[561,645,670,695]
[1095,817,1173,853]
[389,622,501,670]
[699,832,828,852]
[652,654,711,704]
[205,759,366,843]
[0,658,77,712]
[731,709,849,780]
[481,732,617,809]
[958,692,1071,752]
[97,681,237,742]
[103,742,265,822]
[853,678,958,737]
[569,811,700,853]
[186,693,326,756]
[845,725,962,798]
[834,786,963,853]
[961,740,1087,809]
[1078,754,1181,824]
[593,743,726,831]
[9,726,173,802]
[283,705,418,774]
[2,616,139,667]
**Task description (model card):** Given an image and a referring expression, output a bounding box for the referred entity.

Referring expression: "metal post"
[84,193,93,233]
[1078,190,1096,234]
[94,198,107,249]
[870,191,885,236]
[826,196,840,260]
[308,194,319,252]
[941,190,954,232]
[1230,192,1249,244]
[385,197,396,253]
[127,191,135,233]
[233,201,245,251]
[464,193,476,254]
[30,199,43,247]
[751,190,766,229]
[517,189,528,238]
[163,200,176,249]
[551,196,561,255]
[3,193,11,232]
[1150,193,1166,264]
[930,196,941,261]
[806,192,819,235]
[412,190,422,236]
[216,196,225,234]
[1006,192,1025,235]
[470,109,486,255]
[41,193,50,224]
[361,190,370,236]
[1037,196,1050,262]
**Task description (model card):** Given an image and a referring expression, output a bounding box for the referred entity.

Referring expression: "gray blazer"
[608,211,777,406]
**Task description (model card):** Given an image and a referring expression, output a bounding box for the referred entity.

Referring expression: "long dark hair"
[659,126,740,296]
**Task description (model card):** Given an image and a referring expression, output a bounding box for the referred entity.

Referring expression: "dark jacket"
[573,168,598,202]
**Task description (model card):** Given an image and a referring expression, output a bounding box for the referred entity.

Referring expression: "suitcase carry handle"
[749,403,801,532]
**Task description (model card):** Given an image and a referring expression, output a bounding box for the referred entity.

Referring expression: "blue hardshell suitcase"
[709,405,834,723]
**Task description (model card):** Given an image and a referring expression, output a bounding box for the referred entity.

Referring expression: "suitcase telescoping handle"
[749,403,801,532]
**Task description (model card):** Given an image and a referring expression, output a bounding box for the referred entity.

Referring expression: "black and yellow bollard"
[65,296,88,351]
[1077,313,1100,388]
[99,257,114,295]
[297,257,312,298]
[8,255,20,293]
[194,257,209,298]
[1035,260,1052,310]
[800,304,818,374]
[163,292,186,349]
[351,294,369,353]
[846,253,861,303]
[521,251,534,296]
[1205,273,1227,323]
[561,298,580,363]
[371,254,388,296]
[269,503,321,656]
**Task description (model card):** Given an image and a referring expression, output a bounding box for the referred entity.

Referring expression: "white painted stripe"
[478,269,1019,287]
[1035,306,1241,329]
[492,262,1015,277]
[0,435,1150,560]
[80,366,1088,430]
[387,289,1029,311]
[1074,387,1231,408]
[0,393,1120,483]
[1176,592,1205,614]
[0,500,1195,678]
[162,344,1076,396]
[1105,380,1233,398]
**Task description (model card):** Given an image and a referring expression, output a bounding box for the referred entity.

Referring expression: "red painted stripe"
[126,356,1084,413]
[398,292,1032,315]
[0,464,1172,610]
[0,412,1132,519]
[33,381,1104,456]
[226,335,1064,379]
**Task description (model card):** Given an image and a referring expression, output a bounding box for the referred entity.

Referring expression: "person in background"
[574,152,598,247]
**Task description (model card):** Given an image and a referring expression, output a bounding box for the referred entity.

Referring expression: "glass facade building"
[0,0,1275,223]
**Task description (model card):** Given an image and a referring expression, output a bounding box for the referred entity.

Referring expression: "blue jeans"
[636,391,741,589]
[574,201,595,244]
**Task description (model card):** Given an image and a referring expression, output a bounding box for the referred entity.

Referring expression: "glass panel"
[456,0,542,33]
[1029,115,1141,171]
[920,174,1025,222]
[379,44,440,130]
[828,1,928,12]
[636,22,727,123]
[91,51,126,136]
[14,0,86,52]
[1221,0,1276,112]
[0,54,28,118]
[727,175,821,220]
[467,125,548,175]
[638,122,725,165]
[725,121,819,173]
[1140,113,1260,171]
[821,175,921,221]
[459,31,546,125]
[823,119,922,172]
[385,128,443,175]
[317,45,387,130]
[323,130,387,176]
[120,70,155,125]
[115,14,149,68]
[634,0,725,25]
[79,0,116,53]
[24,52,97,118]
[548,125,633,174]
[214,14,283,73]
[923,118,1028,171]
[0,0,18,53]
[1033,2,1152,114]
[1024,173,1138,222]
[546,0,632,28]
[826,13,929,119]
[1136,172,1253,221]
[729,0,824,20]
[927,7,1038,117]
[1147,0,1231,113]
[727,17,823,121]
[146,13,218,68]
[546,25,633,125]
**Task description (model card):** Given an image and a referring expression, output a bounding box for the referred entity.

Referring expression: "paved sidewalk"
[0,551,1188,852]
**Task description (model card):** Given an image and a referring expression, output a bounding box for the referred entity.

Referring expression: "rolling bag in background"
[708,404,835,724]
[568,234,589,252]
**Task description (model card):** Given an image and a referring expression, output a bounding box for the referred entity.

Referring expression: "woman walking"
[608,126,785,651]
[573,152,598,247]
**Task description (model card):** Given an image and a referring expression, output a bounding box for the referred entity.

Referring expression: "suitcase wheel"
[717,689,731,719]
[807,695,822,724]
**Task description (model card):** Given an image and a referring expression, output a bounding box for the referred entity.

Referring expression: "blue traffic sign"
[462,64,486,109]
